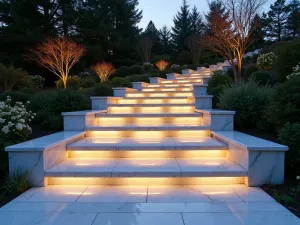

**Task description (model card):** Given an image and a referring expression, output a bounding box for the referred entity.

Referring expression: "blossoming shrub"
[286,62,300,80]
[0,96,35,149]
[28,75,45,89]
[257,52,277,71]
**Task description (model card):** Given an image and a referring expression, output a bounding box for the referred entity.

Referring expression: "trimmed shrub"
[127,74,150,83]
[208,71,233,107]
[129,65,143,74]
[114,66,130,77]
[0,64,32,92]
[225,66,246,81]
[176,51,192,65]
[93,83,113,96]
[110,77,132,88]
[152,55,171,64]
[286,62,300,80]
[278,122,300,176]
[141,62,154,71]
[28,75,45,89]
[56,76,82,90]
[265,76,300,130]
[30,90,90,130]
[218,80,273,128]
[81,77,97,88]
[250,70,272,85]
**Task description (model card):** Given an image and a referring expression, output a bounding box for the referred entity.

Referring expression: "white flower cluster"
[29,75,45,89]
[257,52,277,71]
[286,62,300,80]
[170,64,180,69]
[0,96,35,137]
[142,62,154,71]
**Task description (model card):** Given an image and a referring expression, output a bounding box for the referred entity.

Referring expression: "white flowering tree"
[0,96,35,149]
[287,62,300,80]
[257,52,277,71]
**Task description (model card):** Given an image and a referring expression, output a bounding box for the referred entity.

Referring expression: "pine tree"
[287,0,300,39]
[190,6,205,34]
[205,0,231,37]
[171,0,192,52]
[265,0,289,42]
[249,14,265,50]
[144,21,159,41]
[158,26,173,54]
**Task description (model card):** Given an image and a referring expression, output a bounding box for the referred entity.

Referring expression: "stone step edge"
[107,104,195,107]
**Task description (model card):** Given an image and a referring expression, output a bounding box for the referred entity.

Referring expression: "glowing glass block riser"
[86,130,210,138]
[97,117,203,126]
[108,106,195,114]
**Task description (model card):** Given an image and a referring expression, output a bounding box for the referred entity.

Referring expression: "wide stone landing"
[0,185,299,225]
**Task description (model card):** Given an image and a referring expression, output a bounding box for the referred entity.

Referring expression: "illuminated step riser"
[68,150,226,159]
[148,83,202,87]
[143,88,191,92]
[117,98,193,104]
[126,93,193,98]
[47,177,245,186]
[160,80,203,84]
[108,106,195,114]
[86,130,210,138]
[97,117,203,126]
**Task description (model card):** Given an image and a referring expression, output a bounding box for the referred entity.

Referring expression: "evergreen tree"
[158,26,173,54]
[190,6,205,34]
[287,0,300,39]
[264,0,289,42]
[171,0,192,52]
[144,20,159,41]
[205,0,230,35]
[249,14,265,50]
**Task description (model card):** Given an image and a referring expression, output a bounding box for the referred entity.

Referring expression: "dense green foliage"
[207,71,233,107]
[56,76,82,90]
[278,122,300,176]
[250,70,272,85]
[30,90,90,130]
[265,76,300,130]
[218,80,273,128]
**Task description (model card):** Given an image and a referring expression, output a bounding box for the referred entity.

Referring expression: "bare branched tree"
[185,33,202,65]
[204,0,266,82]
[135,35,154,62]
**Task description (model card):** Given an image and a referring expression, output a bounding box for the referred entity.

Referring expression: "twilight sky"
[138,0,278,30]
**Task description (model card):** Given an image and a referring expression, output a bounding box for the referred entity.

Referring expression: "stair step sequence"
[45,72,248,185]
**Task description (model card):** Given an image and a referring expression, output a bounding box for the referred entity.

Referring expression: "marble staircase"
[5,67,289,187]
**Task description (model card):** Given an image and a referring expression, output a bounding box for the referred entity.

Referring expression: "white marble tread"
[44,158,246,177]
[212,131,288,151]
[86,125,210,131]
[5,131,85,152]
[67,136,228,150]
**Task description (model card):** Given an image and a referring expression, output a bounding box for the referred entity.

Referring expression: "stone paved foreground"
[0,185,299,225]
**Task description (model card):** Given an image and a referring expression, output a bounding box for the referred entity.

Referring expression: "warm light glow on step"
[47,177,246,185]
[140,107,162,114]
[68,150,226,159]
[117,99,137,104]
[98,118,125,126]
[66,192,92,195]
[173,117,202,126]
[109,107,134,114]
[176,130,209,137]
[130,192,161,195]
[136,118,163,126]
[202,191,228,195]
[133,131,164,139]
[76,163,90,166]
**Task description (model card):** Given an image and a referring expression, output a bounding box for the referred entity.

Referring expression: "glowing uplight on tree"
[91,62,116,83]
[155,60,169,71]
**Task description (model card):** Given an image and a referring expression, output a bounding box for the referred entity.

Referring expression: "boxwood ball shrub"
[257,52,277,71]
[129,65,143,74]
[93,83,113,96]
[250,70,272,86]
[218,80,273,128]
[110,77,132,88]
[28,75,45,89]
[56,76,82,90]
[245,64,259,79]
[265,76,300,130]
[207,71,233,107]
[278,122,300,176]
